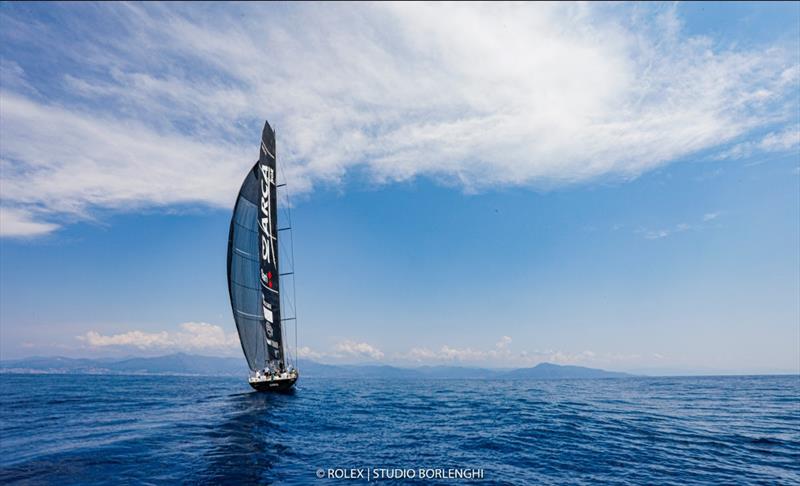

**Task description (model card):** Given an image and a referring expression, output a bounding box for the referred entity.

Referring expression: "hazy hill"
[0,353,246,376]
[1,354,632,379]
[504,362,631,379]
[105,354,245,375]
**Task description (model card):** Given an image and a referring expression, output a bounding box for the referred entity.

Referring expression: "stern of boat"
[248,369,299,392]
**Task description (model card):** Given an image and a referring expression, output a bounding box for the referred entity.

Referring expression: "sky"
[0,2,798,374]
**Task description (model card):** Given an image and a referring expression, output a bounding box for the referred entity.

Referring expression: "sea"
[0,374,798,485]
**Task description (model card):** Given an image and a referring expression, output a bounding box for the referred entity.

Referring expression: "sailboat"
[227,120,299,392]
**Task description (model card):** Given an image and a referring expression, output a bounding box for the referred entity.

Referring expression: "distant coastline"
[1,353,796,379]
[0,353,634,379]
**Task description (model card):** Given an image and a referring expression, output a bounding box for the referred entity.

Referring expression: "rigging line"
[279,200,294,266]
[288,189,299,367]
[277,158,299,368]
[276,212,291,270]
[278,235,295,307]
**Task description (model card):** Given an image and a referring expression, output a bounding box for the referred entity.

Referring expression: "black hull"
[249,376,297,393]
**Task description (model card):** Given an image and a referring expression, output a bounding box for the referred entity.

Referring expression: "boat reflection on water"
[200,389,296,484]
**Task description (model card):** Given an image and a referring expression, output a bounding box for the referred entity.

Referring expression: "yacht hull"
[249,375,298,392]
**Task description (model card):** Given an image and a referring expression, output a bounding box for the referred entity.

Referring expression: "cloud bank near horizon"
[79,322,240,354]
[1,3,797,236]
[77,326,652,368]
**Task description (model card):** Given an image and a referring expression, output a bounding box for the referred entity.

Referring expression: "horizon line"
[2,353,798,377]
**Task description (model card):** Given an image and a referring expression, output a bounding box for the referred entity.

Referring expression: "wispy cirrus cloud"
[637,222,692,240]
[0,92,250,219]
[636,210,724,240]
[1,3,797,236]
[0,206,60,237]
[716,126,800,161]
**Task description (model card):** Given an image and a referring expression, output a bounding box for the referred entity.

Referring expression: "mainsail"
[227,121,284,372]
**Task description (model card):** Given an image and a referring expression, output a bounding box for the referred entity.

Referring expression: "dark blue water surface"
[0,374,798,485]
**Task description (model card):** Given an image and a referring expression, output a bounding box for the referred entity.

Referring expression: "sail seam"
[230,281,260,292]
[232,248,257,259]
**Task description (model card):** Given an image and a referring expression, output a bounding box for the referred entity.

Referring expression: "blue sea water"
[0,374,798,485]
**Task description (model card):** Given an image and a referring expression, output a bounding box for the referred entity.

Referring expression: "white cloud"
[438,345,492,362]
[1,3,797,234]
[332,340,384,360]
[527,350,599,365]
[79,322,239,351]
[292,341,383,361]
[323,340,644,367]
[703,212,720,222]
[306,337,650,367]
[516,349,651,367]
[297,346,322,360]
[717,126,800,160]
[82,330,173,349]
[397,337,651,367]
[759,128,800,152]
[496,336,512,349]
[178,322,240,350]
[0,206,59,237]
[404,336,518,363]
[74,329,653,368]
[0,93,250,218]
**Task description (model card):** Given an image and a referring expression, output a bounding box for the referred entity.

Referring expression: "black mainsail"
[227,121,297,391]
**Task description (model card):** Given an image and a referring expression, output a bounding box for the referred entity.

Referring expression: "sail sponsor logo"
[261,270,274,289]
[259,163,277,285]
[262,298,274,324]
[262,296,280,353]
[262,297,274,338]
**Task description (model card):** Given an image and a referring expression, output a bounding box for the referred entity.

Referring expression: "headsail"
[227,121,284,372]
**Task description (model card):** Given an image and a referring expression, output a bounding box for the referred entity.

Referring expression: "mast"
[227,121,285,373]
[257,121,284,370]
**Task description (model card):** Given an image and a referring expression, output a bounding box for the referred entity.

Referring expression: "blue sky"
[1,3,798,373]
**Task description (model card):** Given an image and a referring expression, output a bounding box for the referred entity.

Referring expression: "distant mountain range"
[0,353,633,380]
